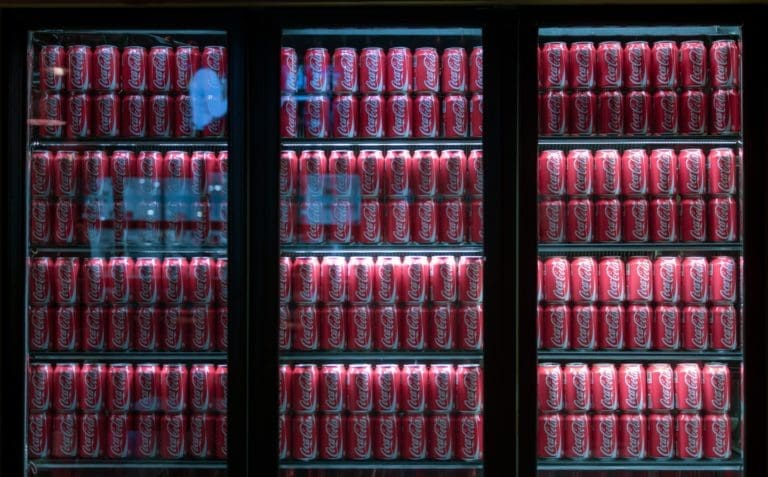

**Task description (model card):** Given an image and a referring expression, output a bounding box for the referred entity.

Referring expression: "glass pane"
[25,30,229,476]
[535,26,743,476]
[277,27,484,476]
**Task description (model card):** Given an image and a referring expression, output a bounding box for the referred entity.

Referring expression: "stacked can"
[28,362,227,459]
[709,40,741,135]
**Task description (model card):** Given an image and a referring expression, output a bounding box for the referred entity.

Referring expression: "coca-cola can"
[466,149,483,197]
[158,413,185,459]
[304,95,330,138]
[653,90,679,134]
[654,305,681,350]
[621,149,648,196]
[121,94,146,137]
[541,90,568,135]
[649,149,677,196]
[373,363,400,413]
[709,148,736,195]
[653,256,681,303]
[678,148,706,196]
[279,414,290,459]
[455,364,483,413]
[293,305,318,351]
[429,255,457,303]
[414,47,440,93]
[66,45,92,91]
[332,94,357,138]
[40,44,65,91]
[133,363,160,412]
[571,304,597,350]
[318,413,344,460]
[52,363,78,412]
[39,92,64,137]
[681,305,708,350]
[623,41,651,89]
[65,92,91,139]
[53,306,78,351]
[468,198,483,244]
[332,47,358,93]
[563,413,590,460]
[29,363,52,412]
[428,304,454,350]
[598,304,625,349]
[28,412,50,458]
[591,413,618,459]
[543,257,569,302]
[413,93,440,138]
[568,42,595,90]
[399,304,425,349]
[319,364,345,413]
[623,198,649,242]
[597,90,623,135]
[702,363,731,412]
[359,47,385,94]
[410,199,436,244]
[52,151,78,198]
[569,90,595,135]
[711,305,737,350]
[454,413,483,461]
[347,256,374,304]
[538,150,565,197]
[619,413,646,459]
[542,304,570,349]
[680,40,707,88]
[466,95,483,138]
[594,198,621,242]
[711,88,740,134]
[442,47,467,93]
[400,414,426,460]
[675,363,702,412]
[624,90,651,135]
[650,197,678,242]
[682,256,709,304]
[159,364,188,413]
[427,364,454,412]
[147,95,173,137]
[648,413,674,458]
[708,196,737,242]
[291,364,318,413]
[651,41,678,89]
[676,413,702,459]
[357,149,384,197]
[29,306,51,351]
[175,46,200,93]
[596,41,622,89]
[304,47,330,94]
[188,413,214,458]
[626,256,652,303]
[591,363,618,412]
[598,257,625,302]
[385,94,412,138]
[710,39,739,88]
[346,304,371,351]
[703,413,731,459]
[566,198,593,243]
[458,256,483,304]
[30,150,53,198]
[384,149,410,196]
[53,256,79,305]
[105,364,132,413]
[563,363,590,412]
[680,89,708,134]
[538,363,563,412]
[442,94,467,138]
[626,304,652,350]
[470,46,483,93]
[566,149,593,196]
[347,363,373,414]
[358,94,384,137]
[190,364,215,413]
[541,42,568,89]
[386,47,412,93]
[539,199,565,243]
[618,363,646,412]
[537,414,562,458]
[81,306,106,351]
[147,46,174,93]
[279,150,298,197]
[280,47,299,94]
[122,46,146,92]
[401,364,426,412]
[710,256,736,303]
[426,414,452,460]
[401,256,428,304]
[438,198,465,244]
[51,412,78,458]
[279,94,297,138]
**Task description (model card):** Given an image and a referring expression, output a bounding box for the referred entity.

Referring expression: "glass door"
[26,30,229,475]
[535,26,743,475]
[278,27,484,476]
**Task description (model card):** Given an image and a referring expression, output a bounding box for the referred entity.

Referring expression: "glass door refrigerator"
[276,24,487,476]
[531,20,762,476]
[19,24,234,476]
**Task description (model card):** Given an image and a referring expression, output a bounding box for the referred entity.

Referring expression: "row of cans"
[537,412,732,460]
[31,149,228,199]
[280,92,481,139]
[28,256,227,306]
[538,40,739,91]
[29,304,228,353]
[281,197,482,245]
[284,255,482,305]
[539,195,738,243]
[537,302,739,351]
[29,362,227,413]
[280,302,482,352]
[539,256,739,304]
[282,46,482,95]
[538,148,740,198]
[538,362,732,414]
[281,149,482,199]
[281,412,482,462]
[40,44,226,93]
[539,88,740,136]
[30,197,227,246]
[29,411,227,460]
[38,92,226,138]
[281,363,482,414]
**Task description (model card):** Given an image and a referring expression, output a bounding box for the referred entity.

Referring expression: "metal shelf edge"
[31,460,227,470]
[538,243,743,254]
[30,140,228,149]
[31,247,228,256]
[537,460,743,471]
[538,136,741,147]
[30,352,228,363]
[538,351,743,362]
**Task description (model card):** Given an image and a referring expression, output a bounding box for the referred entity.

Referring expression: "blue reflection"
[190,68,227,130]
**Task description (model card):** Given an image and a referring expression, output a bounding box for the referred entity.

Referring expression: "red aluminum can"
[160,306,184,351]
[675,363,702,412]
[703,413,731,459]
[591,413,618,459]
[292,305,318,351]
[39,92,64,137]
[190,364,215,413]
[708,148,736,195]
[621,149,648,196]
[708,196,737,242]
[298,149,326,198]
[107,257,133,304]
[158,414,185,459]
[710,256,736,303]
[110,150,134,199]
[291,364,318,413]
[401,364,426,412]
[53,306,78,351]
[563,363,591,412]
[134,257,161,305]
[357,149,384,197]
[595,198,621,242]
[711,88,739,134]
[172,94,195,137]
[442,47,467,93]
[541,90,568,135]
[160,364,188,413]
[649,149,677,196]
[430,256,457,303]
[677,413,702,459]
[467,149,483,196]
[458,256,483,303]
[470,46,483,93]
[596,41,622,89]
[80,150,109,197]
[29,306,51,351]
[213,365,227,412]
[328,149,356,197]
[650,197,678,242]
[598,304,625,349]
[53,151,78,198]
[412,200,436,245]
[148,46,174,93]
[468,198,483,243]
[135,150,163,198]
[122,94,146,137]
[28,412,50,458]
[653,90,679,134]
[81,258,107,305]
[563,414,590,460]
[538,150,566,196]
[569,90,595,135]
[374,256,400,304]
[40,44,65,91]
[541,42,568,89]
[710,39,739,88]
[122,46,147,92]
[279,365,291,413]
[566,198,593,242]
[682,305,708,350]
[442,94,468,138]
[332,94,357,138]
[357,198,382,244]
[304,47,330,94]
[618,363,646,412]
[711,305,737,350]
[651,41,678,89]
[373,363,400,413]
[384,199,410,243]
[332,47,358,93]
[537,414,562,458]
[347,304,372,350]
[626,256,652,303]
[542,304,570,349]
[619,414,646,459]
[29,363,52,412]
[591,363,618,412]
[542,256,570,302]
[106,364,132,412]
[626,304,652,349]
[413,93,440,138]
[678,148,706,196]
[427,414,452,460]
[292,256,319,304]
[175,46,200,93]
[279,150,298,197]
[304,95,330,138]
[319,413,344,460]
[401,256,429,304]
[51,412,78,458]
[572,304,597,350]
[427,364,454,412]
[148,95,173,137]
[455,414,483,461]
[188,413,214,458]
[568,42,595,90]
[161,257,188,305]
[623,41,651,90]
[682,256,709,303]
[53,256,79,305]
[105,413,130,458]
[81,306,106,351]
[319,364,345,413]
[386,47,412,93]
[386,94,412,137]
[429,304,455,350]
[384,149,410,196]
[279,95,297,138]
[680,89,708,134]
[134,307,159,351]
[134,363,160,412]
[401,414,426,460]
[414,47,440,93]
[66,45,91,91]
[703,363,731,412]
[648,413,674,458]
[654,256,681,304]
[279,414,290,459]
[456,304,483,350]
[327,199,353,244]
[438,149,467,196]
[539,199,565,243]
[30,150,53,198]
[438,198,465,243]
[348,256,374,304]
[598,257,625,303]
[680,40,707,88]
[566,149,593,196]
[358,94,384,138]
[623,198,649,242]
[456,364,483,413]
[66,92,90,139]
[537,363,563,412]
[597,90,623,135]
[359,47,385,94]
[625,90,651,135]
[292,414,318,460]
[78,198,105,245]
[320,256,346,304]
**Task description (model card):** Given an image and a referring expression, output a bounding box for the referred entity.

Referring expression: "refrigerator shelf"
[280,460,482,469]
[280,351,483,363]
[30,139,228,149]
[280,245,483,256]
[538,135,741,148]
[284,27,482,37]
[537,459,743,471]
[30,460,226,470]
[30,246,228,256]
[539,25,741,39]
[30,352,227,363]
[537,243,743,255]
[538,351,743,362]
[281,139,482,149]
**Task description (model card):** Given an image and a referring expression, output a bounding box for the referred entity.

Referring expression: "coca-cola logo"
[43,96,60,135]
[625,418,642,456]
[406,371,423,409]
[58,414,76,454]
[543,417,559,455]
[719,308,736,347]
[362,99,381,136]
[604,308,621,347]
[660,309,678,348]
[56,308,74,348]
[604,261,622,300]
[685,153,703,192]
[713,92,730,131]
[298,307,315,349]
[684,419,700,456]
[626,152,645,193]
[338,51,355,89]
[450,99,467,135]
[465,262,482,301]
[95,50,114,88]
[686,92,703,132]
[390,52,406,89]
[364,54,381,91]
[298,369,314,409]
[42,48,59,87]
[283,99,296,136]
[57,370,74,408]
[623,368,642,408]
[714,201,733,240]
[57,261,74,300]
[712,418,729,457]
[658,369,673,408]
[152,99,169,135]
[126,51,144,89]
[283,52,297,91]
[627,47,645,85]
[573,94,592,132]
[30,308,49,348]
[192,369,209,409]
[405,307,423,347]
[128,99,144,135]
[408,416,424,457]
[572,370,588,409]
[353,417,370,457]
[657,153,672,192]
[299,418,315,457]
[598,417,615,456]
[152,52,168,89]
[111,371,128,409]
[655,200,673,240]
[683,369,701,408]
[628,94,646,132]
[323,415,342,457]
[166,415,183,455]
[550,261,568,300]
[306,99,327,137]
[82,417,99,454]
[69,50,87,88]
[630,202,646,240]
[415,201,434,241]
[176,51,193,89]
[30,367,48,408]
[687,47,705,84]
[391,201,409,242]
[598,367,615,408]
[574,48,591,85]
[655,46,673,83]
[433,307,451,347]
[718,262,735,300]
[717,154,733,192]
[603,47,620,83]
[324,372,340,408]
[335,98,352,136]
[352,307,370,348]
[206,49,222,74]
[548,307,566,347]
[545,153,562,194]
[602,201,620,240]
[447,52,465,90]
[570,418,587,456]
[423,50,438,89]
[660,94,676,131]
[69,95,87,135]
[713,44,731,84]
[30,262,49,303]
[432,416,451,458]
[607,94,622,131]
[392,97,409,136]
[689,262,706,301]
[418,100,435,136]
[574,308,594,348]
[85,308,102,348]
[461,418,477,458]
[547,94,563,133]
[635,261,651,300]
[656,418,672,456]
[376,371,394,410]
[546,49,562,85]
[434,370,451,408]
[710,370,728,409]
[572,202,590,241]
[631,307,649,347]
[690,308,707,348]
